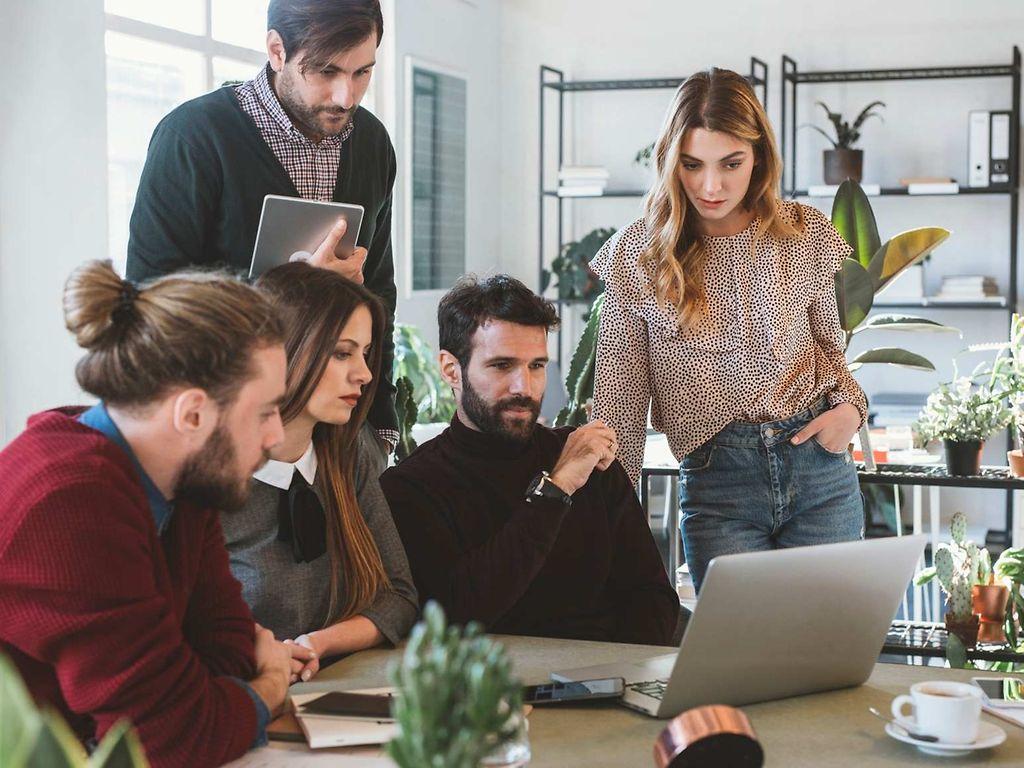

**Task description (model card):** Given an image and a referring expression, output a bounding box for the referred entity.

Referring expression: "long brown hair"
[643,67,801,327]
[64,260,283,408]
[257,262,390,625]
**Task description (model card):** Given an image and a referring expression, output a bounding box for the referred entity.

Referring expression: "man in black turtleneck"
[380,275,678,645]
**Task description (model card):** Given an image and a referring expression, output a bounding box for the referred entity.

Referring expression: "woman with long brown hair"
[222,262,417,682]
[591,68,866,593]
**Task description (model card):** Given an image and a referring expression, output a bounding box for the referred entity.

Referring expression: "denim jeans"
[679,398,864,594]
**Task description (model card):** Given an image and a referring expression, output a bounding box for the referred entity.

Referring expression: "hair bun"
[63,260,138,350]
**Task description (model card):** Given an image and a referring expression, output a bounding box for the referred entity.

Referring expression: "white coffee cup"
[891,681,983,744]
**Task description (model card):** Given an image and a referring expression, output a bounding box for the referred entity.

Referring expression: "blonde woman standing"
[592,68,866,593]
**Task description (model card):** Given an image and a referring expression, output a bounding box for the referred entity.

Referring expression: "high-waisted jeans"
[679,398,864,593]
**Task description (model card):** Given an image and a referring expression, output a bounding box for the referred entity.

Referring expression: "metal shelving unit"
[780,48,1023,545]
[538,58,769,362]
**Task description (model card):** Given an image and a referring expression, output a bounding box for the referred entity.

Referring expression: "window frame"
[402,54,469,299]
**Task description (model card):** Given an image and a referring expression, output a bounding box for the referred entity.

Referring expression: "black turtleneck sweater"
[379,415,678,645]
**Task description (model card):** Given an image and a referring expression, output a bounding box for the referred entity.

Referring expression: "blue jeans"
[679,398,864,593]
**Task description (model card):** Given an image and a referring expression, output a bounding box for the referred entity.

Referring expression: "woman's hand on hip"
[790,402,861,453]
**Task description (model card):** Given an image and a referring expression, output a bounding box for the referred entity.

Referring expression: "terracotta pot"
[943,439,983,476]
[973,584,1009,623]
[823,149,863,184]
[945,612,980,649]
[1009,449,1024,477]
[977,621,1007,645]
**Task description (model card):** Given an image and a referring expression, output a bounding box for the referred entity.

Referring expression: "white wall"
[0,0,107,443]
[391,0,502,351]
[498,0,1024,536]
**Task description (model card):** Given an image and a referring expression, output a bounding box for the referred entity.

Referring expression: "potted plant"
[2,654,148,767]
[555,293,604,427]
[392,323,458,462]
[915,372,1011,475]
[980,313,1024,476]
[913,511,987,648]
[388,601,528,768]
[541,227,614,303]
[830,180,955,468]
[804,101,885,184]
[994,547,1024,648]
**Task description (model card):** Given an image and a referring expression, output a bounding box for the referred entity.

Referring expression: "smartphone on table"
[522,677,625,705]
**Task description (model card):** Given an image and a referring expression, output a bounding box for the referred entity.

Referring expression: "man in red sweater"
[0,262,304,767]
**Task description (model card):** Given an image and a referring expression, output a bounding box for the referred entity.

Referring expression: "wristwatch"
[525,471,572,505]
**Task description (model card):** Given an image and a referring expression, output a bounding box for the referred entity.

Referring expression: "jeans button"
[764,428,776,438]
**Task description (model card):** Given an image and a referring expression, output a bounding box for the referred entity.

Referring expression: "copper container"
[972,584,1010,624]
[654,704,763,767]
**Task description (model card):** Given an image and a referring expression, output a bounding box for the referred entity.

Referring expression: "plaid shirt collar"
[252,64,352,148]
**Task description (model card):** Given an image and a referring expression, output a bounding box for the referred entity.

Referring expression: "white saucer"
[885,719,1006,757]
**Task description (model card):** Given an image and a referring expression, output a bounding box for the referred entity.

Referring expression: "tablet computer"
[249,195,364,278]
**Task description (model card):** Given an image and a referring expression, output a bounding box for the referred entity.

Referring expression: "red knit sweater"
[0,409,259,767]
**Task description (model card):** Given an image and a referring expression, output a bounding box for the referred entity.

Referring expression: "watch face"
[526,472,546,496]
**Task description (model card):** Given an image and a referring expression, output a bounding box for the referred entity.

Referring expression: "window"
[406,59,466,292]
[105,1,269,272]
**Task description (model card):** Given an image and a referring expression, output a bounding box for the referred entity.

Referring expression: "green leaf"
[852,314,960,336]
[1,654,42,768]
[914,567,937,586]
[867,227,951,291]
[89,720,149,768]
[555,293,605,427]
[848,347,935,372]
[832,180,881,269]
[835,259,874,331]
[946,634,968,669]
[25,712,87,768]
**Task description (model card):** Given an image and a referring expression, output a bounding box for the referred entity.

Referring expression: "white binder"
[968,110,990,187]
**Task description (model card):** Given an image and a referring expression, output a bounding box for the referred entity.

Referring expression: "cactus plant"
[387,601,526,768]
[914,512,990,651]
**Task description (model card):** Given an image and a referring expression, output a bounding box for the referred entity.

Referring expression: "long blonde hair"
[257,262,390,626]
[642,68,801,326]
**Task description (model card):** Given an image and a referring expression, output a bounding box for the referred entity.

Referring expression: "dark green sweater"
[126,87,397,433]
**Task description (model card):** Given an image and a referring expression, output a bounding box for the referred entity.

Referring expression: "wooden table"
[228,634,1024,766]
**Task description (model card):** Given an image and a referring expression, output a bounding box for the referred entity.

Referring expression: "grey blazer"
[221,429,418,644]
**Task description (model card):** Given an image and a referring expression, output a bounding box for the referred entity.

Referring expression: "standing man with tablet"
[126,0,399,459]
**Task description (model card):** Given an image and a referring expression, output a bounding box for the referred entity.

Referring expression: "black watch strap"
[525,471,572,505]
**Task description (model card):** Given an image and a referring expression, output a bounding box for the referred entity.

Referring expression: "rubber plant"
[1,654,149,767]
[393,323,456,425]
[387,601,525,768]
[831,179,955,467]
[541,227,614,303]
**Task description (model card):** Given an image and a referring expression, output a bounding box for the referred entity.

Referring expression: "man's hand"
[549,419,619,496]
[249,624,292,715]
[304,217,367,284]
[791,402,860,453]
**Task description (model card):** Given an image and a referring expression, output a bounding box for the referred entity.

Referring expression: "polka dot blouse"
[590,199,868,486]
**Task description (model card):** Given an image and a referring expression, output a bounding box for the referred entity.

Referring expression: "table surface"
[228,634,1024,767]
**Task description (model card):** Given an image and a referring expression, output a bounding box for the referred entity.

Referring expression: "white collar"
[253,441,318,490]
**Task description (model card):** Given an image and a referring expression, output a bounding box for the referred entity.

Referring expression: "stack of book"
[932,275,1004,304]
[899,176,959,195]
[557,166,609,197]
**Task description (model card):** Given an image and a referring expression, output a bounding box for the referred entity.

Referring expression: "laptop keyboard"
[628,679,668,700]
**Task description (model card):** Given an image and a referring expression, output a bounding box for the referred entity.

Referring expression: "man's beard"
[174,421,267,512]
[276,68,353,138]
[461,373,542,446]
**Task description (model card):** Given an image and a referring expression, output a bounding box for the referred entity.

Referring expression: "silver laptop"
[553,535,926,718]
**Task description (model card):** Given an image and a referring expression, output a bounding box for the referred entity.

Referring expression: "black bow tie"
[277,471,327,563]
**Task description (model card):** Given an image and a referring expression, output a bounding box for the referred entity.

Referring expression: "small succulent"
[387,602,524,768]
